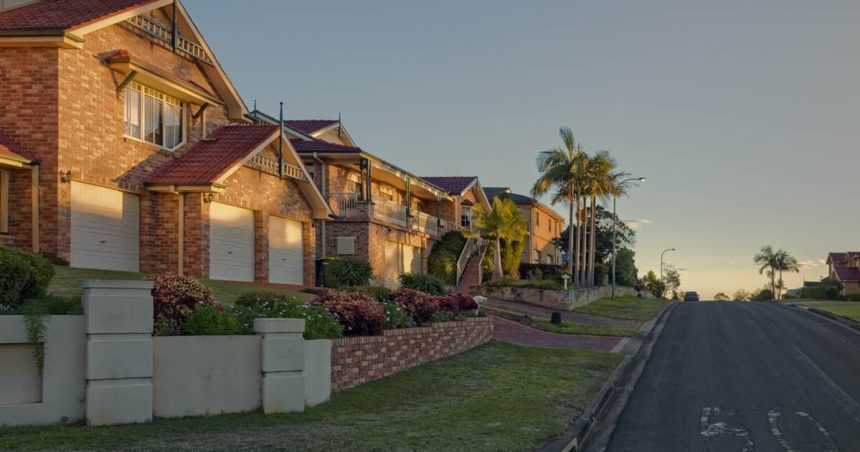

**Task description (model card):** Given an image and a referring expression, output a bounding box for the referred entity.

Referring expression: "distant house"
[484,187,565,265]
[826,252,860,295]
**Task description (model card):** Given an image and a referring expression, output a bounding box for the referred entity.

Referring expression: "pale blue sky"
[187,0,859,297]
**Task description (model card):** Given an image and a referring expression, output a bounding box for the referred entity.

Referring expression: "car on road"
[683,291,700,302]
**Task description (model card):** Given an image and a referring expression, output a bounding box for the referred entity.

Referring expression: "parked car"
[684,291,700,302]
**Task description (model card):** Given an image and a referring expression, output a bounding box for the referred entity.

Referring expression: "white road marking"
[699,406,755,452]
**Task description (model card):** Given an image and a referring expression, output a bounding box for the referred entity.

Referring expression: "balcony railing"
[127,15,213,65]
[331,192,363,217]
[246,154,306,181]
[371,198,408,228]
[410,210,437,237]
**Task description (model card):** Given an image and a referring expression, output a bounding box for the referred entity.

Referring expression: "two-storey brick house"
[484,187,565,265]
[0,0,329,285]
[827,252,860,295]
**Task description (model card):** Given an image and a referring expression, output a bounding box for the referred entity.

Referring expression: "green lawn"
[47,266,313,305]
[484,306,638,337]
[0,341,620,452]
[575,296,669,321]
[792,300,860,323]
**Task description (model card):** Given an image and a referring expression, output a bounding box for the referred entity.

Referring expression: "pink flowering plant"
[150,274,220,336]
[313,289,387,336]
[393,289,439,325]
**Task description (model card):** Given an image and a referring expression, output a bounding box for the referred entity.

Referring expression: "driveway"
[605,302,860,451]
[491,316,627,352]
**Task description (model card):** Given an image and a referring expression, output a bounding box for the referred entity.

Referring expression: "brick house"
[420,176,491,232]
[484,187,565,265]
[0,0,329,286]
[827,252,860,295]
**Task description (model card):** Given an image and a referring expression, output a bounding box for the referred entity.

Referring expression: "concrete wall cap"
[81,280,154,290]
[253,318,305,334]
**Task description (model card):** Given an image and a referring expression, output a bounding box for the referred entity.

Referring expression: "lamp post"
[611,177,645,297]
[660,247,676,298]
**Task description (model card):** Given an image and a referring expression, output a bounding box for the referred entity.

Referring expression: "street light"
[660,248,676,298]
[611,177,646,297]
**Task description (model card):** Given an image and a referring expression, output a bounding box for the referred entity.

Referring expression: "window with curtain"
[123,82,184,150]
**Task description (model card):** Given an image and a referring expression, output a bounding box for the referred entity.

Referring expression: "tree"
[773,249,799,300]
[531,127,587,283]
[554,205,636,265]
[614,247,638,287]
[467,197,527,281]
[581,151,622,287]
[754,245,778,300]
[714,292,730,301]
[752,287,775,301]
[663,265,681,298]
[640,271,666,298]
[732,289,751,302]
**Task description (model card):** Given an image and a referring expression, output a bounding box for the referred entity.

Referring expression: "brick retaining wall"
[330,317,493,391]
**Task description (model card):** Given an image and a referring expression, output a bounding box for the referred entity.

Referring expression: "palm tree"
[754,245,778,299]
[532,127,588,283]
[774,249,799,299]
[467,197,527,281]
[578,151,620,287]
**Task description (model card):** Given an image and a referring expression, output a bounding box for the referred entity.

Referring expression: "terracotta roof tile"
[421,176,477,195]
[283,119,339,135]
[146,125,278,185]
[0,131,35,162]
[834,267,860,281]
[0,0,157,33]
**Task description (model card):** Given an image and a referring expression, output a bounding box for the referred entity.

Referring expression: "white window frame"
[0,169,8,234]
[460,205,472,228]
[123,82,185,151]
[379,184,396,202]
[347,172,362,194]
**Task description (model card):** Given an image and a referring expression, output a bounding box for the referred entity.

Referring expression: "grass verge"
[484,306,637,337]
[0,341,620,452]
[47,266,313,304]
[575,296,669,321]
[792,300,860,323]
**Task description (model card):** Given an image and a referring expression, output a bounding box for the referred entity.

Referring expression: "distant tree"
[554,206,636,270]
[754,245,778,299]
[663,265,681,298]
[467,197,527,281]
[733,289,752,302]
[773,249,799,300]
[640,271,666,298]
[714,292,730,301]
[614,247,638,287]
[752,287,775,301]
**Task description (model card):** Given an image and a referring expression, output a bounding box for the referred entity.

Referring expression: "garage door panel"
[269,217,303,285]
[210,203,254,282]
[70,182,139,272]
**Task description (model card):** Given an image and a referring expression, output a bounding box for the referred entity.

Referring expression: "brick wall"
[330,317,493,391]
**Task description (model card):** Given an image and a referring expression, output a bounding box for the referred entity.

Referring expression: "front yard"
[575,296,669,321]
[484,305,638,336]
[792,300,860,323]
[47,265,314,304]
[0,341,620,452]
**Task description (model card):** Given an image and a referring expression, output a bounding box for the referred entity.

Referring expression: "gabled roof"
[833,267,860,282]
[0,131,36,164]
[485,186,565,221]
[0,0,157,33]
[146,125,278,185]
[421,177,478,195]
[289,138,361,154]
[283,120,339,136]
[827,252,860,264]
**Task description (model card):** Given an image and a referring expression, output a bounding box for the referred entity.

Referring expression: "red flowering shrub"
[394,289,439,325]
[434,295,460,314]
[451,293,479,312]
[150,274,220,336]
[313,289,386,336]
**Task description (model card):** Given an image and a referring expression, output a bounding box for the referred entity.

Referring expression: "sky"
[186,0,859,298]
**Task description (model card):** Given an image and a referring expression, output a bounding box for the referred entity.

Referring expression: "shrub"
[394,289,438,325]
[427,231,467,284]
[450,293,478,312]
[751,289,775,301]
[519,263,565,280]
[381,302,411,328]
[0,248,55,310]
[313,290,387,336]
[399,273,448,295]
[324,258,373,288]
[433,311,456,323]
[351,285,393,303]
[150,274,219,336]
[184,305,241,335]
[434,295,460,314]
[846,293,860,302]
[232,291,343,339]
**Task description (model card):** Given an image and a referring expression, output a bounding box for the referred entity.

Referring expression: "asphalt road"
[606,302,860,452]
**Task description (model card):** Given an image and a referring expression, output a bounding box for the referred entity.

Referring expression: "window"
[461,206,472,228]
[124,82,184,150]
[545,254,554,265]
[411,197,422,212]
[347,172,362,194]
[0,170,7,233]
[534,249,541,263]
[379,184,396,202]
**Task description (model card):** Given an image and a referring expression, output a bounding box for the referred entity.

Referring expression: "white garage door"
[268,216,303,285]
[70,182,139,272]
[402,245,422,275]
[383,241,401,287]
[209,202,254,282]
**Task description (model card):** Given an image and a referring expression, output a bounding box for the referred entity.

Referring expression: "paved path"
[491,316,627,352]
[606,302,860,452]
[485,298,643,330]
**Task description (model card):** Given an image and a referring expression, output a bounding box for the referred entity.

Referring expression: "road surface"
[606,302,860,451]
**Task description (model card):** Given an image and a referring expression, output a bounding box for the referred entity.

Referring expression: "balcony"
[331,193,458,238]
[246,154,306,181]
